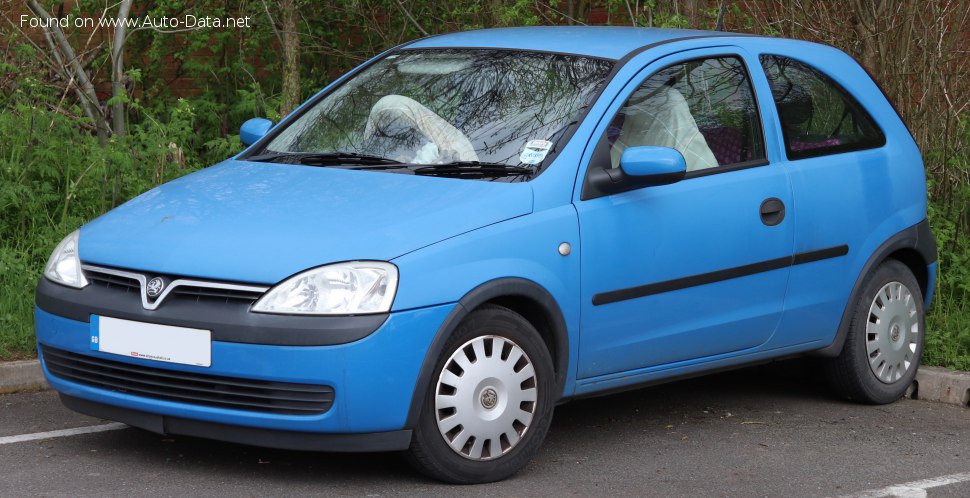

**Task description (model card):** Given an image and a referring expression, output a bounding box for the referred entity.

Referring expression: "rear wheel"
[824,259,924,404]
[406,305,555,483]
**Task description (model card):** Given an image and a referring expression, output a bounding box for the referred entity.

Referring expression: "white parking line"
[0,423,128,445]
[842,471,970,498]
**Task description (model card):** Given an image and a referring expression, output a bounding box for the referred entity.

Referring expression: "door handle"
[760,198,786,226]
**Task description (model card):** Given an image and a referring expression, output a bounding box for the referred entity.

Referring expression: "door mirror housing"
[240,118,274,146]
[619,146,687,183]
[588,146,687,196]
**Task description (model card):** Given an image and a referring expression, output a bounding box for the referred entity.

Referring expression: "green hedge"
[1,2,967,367]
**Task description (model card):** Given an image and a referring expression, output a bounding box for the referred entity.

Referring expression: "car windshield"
[253,49,614,177]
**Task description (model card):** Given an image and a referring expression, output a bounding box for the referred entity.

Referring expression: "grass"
[924,291,970,371]
[0,248,42,361]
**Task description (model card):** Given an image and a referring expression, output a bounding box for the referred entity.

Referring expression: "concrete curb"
[912,366,970,407]
[0,359,47,394]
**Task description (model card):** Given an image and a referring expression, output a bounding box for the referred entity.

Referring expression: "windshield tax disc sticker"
[520,139,553,165]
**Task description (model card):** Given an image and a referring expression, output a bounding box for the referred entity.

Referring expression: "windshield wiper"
[247,151,403,166]
[248,154,532,176]
[413,161,535,177]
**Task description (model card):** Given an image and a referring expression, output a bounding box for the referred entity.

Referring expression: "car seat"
[609,86,719,172]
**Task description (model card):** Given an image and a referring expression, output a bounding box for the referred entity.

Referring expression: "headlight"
[44,230,88,288]
[251,261,398,315]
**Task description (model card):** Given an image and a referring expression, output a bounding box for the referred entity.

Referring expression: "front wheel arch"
[404,278,568,429]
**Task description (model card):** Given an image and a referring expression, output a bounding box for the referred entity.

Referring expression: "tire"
[823,259,925,404]
[406,304,556,484]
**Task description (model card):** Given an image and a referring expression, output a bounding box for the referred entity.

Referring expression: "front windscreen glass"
[253,49,614,178]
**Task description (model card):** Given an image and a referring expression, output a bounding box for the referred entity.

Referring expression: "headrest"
[774,82,814,127]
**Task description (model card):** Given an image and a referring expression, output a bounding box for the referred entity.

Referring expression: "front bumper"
[35,300,454,447]
[59,394,412,452]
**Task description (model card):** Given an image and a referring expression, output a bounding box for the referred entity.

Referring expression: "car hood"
[79,160,533,284]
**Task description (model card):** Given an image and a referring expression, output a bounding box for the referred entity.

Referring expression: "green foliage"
[0,43,244,358]
[925,295,970,371]
[603,0,690,28]
[0,1,967,370]
[923,120,970,370]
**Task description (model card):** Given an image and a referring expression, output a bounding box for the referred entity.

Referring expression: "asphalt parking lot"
[2,361,968,497]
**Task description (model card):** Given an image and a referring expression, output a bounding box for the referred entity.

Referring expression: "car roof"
[406,26,733,60]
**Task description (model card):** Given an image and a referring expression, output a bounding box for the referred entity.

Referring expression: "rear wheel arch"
[814,219,935,358]
[404,278,568,429]
[886,247,929,299]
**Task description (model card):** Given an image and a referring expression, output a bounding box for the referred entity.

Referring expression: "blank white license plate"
[91,316,211,367]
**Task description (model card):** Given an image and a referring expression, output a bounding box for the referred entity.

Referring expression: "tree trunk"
[571,0,589,24]
[682,0,701,28]
[111,0,134,137]
[279,0,301,117]
[849,0,888,76]
[715,0,728,31]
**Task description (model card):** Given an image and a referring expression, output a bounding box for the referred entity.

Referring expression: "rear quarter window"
[760,55,885,160]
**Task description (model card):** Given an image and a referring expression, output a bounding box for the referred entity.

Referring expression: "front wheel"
[406,305,556,483]
[823,259,925,404]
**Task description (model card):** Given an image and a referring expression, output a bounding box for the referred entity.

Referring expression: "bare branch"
[394,0,430,37]
[260,0,286,47]
[25,0,110,145]
[624,0,637,26]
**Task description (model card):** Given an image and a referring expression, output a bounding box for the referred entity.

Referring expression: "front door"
[575,49,794,379]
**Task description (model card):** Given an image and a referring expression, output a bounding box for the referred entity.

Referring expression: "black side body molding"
[593,245,849,306]
[404,278,569,429]
[813,219,936,357]
[35,278,387,346]
[59,394,412,452]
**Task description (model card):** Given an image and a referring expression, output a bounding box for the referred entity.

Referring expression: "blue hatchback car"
[36,27,936,483]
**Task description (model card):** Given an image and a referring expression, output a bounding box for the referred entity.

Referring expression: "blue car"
[35,26,936,483]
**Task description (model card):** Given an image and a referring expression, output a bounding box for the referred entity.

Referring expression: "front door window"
[606,56,766,172]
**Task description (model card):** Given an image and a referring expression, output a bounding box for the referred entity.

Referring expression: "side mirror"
[240,118,274,146]
[588,146,687,196]
[619,146,687,185]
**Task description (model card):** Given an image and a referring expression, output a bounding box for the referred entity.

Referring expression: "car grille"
[86,271,140,293]
[83,265,267,307]
[42,346,334,415]
[171,285,265,304]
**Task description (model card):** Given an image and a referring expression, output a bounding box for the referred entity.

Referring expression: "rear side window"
[760,55,885,160]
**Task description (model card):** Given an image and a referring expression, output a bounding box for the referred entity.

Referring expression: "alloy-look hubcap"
[865,281,920,384]
[434,335,538,461]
